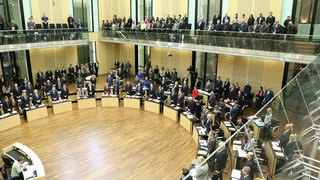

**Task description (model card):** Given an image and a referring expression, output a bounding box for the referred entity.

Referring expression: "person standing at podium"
[87,82,95,98]
[156,86,164,101]
[20,91,30,110]
[148,84,156,98]
[60,84,69,99]
[3,96,13,114]
[136,83,144,96]
[50,86,59,101]
[11,157,25,180]
[125,81,132,96]
[32,89,42,106]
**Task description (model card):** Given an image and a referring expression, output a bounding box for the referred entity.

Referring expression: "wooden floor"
[0,100,196,180]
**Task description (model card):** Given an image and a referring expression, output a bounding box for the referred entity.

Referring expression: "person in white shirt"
[11,157,25,179]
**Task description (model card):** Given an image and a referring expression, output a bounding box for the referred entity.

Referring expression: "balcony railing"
[100,28,320,63]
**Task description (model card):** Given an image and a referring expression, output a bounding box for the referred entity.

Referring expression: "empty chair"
[49,24,55,29]
[35,24,42,29]
[56,24,62,29]
[62,24,68,28]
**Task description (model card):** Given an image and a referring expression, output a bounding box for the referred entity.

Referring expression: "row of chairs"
[33,23,74,30]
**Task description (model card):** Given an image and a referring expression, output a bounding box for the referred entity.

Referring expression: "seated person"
[205,79,213,92]
[50,86,59,101]
[11,157,25,180]
[45,80,52,94]
[78,85,86,98]
[279,123,294,148]
[60,84,69,99]
[26,82,34,96]
[244,131,255,152]
[3,96,13,114]
[32,89,42,106]
[148,84,156,98]
[125,81,132,95]
[240,166,251,180]
[170,88,177,105]
[187,97,196,114]
[20,92,30,109]
[104,83,110,95]
[87,81,95,97]
[177,91,185,107]
[76,76,84,88]
[113,83,119,95]
[156,86,164,100]
[135,83,144,96]
[12,83,22,100]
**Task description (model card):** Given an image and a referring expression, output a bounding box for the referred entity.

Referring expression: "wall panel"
[150,47,192,78]
[228,0,283,22]
[99,0,131,25]
[29,46,78,83]
[31,0,69,24]
[217,55,284,94]
[155,0,188,18]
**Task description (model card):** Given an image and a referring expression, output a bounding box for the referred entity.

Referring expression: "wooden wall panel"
[150,47,192,78]
[228,0,283,22]
[217,55,284,94]
[31,0,69,24]
[155,0,188,18]
[29,46,78,83]
[99,0,131,25]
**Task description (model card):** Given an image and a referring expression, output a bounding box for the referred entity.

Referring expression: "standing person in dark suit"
[75,63,81,73]
[20,92,30,110]
[181,81,188,96]
[94,60,99,76]
[3,96,13,114]
[41,13,49,29]
[68,64,75,83]
[229,84,237,101]
[67,15,75,28]
[50,86,59,101]
[264,87,274,105]
[194,78,201,89]
[287,21,297,34]
[204,114,213,133]
[60,84,69,99]
[125,81,132,96]
[170,88,177,105]
[196,18,205,30]
[279,123,294,148]
[12,83,22,101]
[222,13,230,24]
[213,11,221,25]
[135,83,144,96]
[230,101,240,124]
[215,76,223,98]
[266,12,275,27]
[32,89,42,106]
[177,91,185,108]
[243,82,252,101]
[148,84,156,98]
[182,14,188,25]
[257,13,265,25]
[223,78,230,98]
[187,97,196,114]
[26,82,34,96]
[214,142,228,172]
[208,92,216,107]
[46,70,53,81]
[156,86,164,101]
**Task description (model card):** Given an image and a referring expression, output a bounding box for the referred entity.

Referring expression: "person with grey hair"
[245,131,255,152]
[213,142,228,174]
[194,156,209,180]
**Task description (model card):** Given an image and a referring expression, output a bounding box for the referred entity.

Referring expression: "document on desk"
[199,140,207,146]
[233,140,242,145]
[238,150,247,158]
[233,145,241,151]
[272,145,281,151]
[275,152,285,157]
[23,165,36,178]
[231,169,241,179]
[224,121,231,126]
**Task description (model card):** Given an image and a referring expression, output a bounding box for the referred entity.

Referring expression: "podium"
[78,97,96,109]
[101,95,119,107]
[144,99,161,114]
[0,112,20,132]
[163,104,180,122]
[25,105,48,121]
[124,96,141,109]
[52,99,73,114]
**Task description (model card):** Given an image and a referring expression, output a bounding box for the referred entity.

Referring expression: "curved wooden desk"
[0,112,20,132]
[3,142,45,180]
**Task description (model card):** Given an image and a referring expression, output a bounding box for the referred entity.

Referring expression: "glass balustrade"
[0,28,89,45]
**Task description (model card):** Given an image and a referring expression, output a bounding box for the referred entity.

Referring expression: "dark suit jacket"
[21,96,30,109]
[213,15,221,24]
[170,92,178,104]
[76,78,84,88]
[266,16,275,26]
[214,24,222,31]
[3,100,13,113]
[279,130,292,148]
[264,90,274,103]
[136,86,144,96]
[223,24,232,31]
[197,21,205,30]
[187,100,196,114]
[194,81,201,89]
[156,90,164,100]
[257,16,265,24]
[113,86,119,95]
[222,16,230,24]
[177,94,184,107]
[125,84,132,95]
[181,85,188,96]
[208,95,216,107]
[32,93,42,105]
[148,88,156,98]
[205,118,213,132]
[244,85,252,95]
[230,105,240,123]
[207,137,217,155]
[50,90,59,101]
[214,149,228,170]
[238,23,248,32]
[232,23,239,31]
[61,88,69,99]
[271,24,281,33]
[284,140,303,161]
[12,88,22,99]
[287,25,297,34]
[229,88,237,100]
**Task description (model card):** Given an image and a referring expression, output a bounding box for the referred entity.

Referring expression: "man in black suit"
[249,20,260,33]
[232,19,239,31]
[3,96,13,114]
[215,76,223,98]
[76,76,84,88]
[257,13,265,25]
[187,97,196,114]
[228,84,237,100]
[222,13,230,24]
[287,21,297,34]
[243,152,255,178]
[271,20,281,34]
[156,86,164,100]
[266,12,275,27]
[136,83,144,96]
[243,82,252,101]
[20,92,30,110]
[208,92,216,107]
[214,142,228,172]
[55,78,63,91]
[125,81,132,96]
[32,89,42,106]
[50,86,59,101]
[75,63,81,73]
[67,15,75,28]
[113,84,119,95]
[12,83,22,101]
[60,84,69,99]
[177,91,185,107]
[26,82,34,96]
[182,14,188,25]
[170,88,177,105]
[223,78,230,98]
[240,166,251,180]
[45,80,52,94]
[148,84,156,98]
[181,81,188,96]
[196,18,205,30]
[194,78,201,89]
[36,70,45,87]
[46,70,53,80]
[223,20,232,31]
[279,123,293,148]
[68,64,75,83]
[213,11,221,25]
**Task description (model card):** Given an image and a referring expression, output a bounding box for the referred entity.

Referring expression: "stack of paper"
[233,145,241,150]
[233,140,242,145]
[199,140,207,146]
[231,169,241,179]
[238,150,247,158]
[275,152,285,157]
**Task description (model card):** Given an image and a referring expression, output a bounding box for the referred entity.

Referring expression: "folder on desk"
[199,140,207,146]
[233,140,242,145]
[231,169,241,179]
